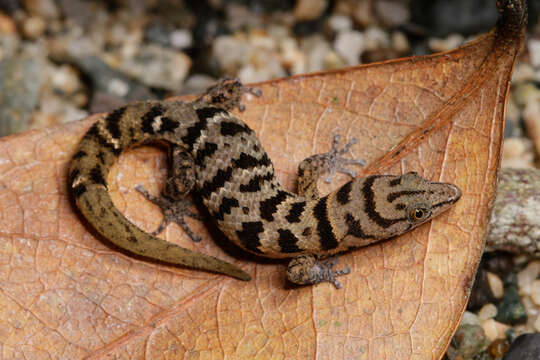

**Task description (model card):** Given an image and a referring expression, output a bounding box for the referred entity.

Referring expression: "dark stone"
[483,252,515,283]
[467,266,496,311]
[502,334,540,360]
[410,0,498,37]
[293,19,325,36]
[0,0,20,14]
[495,282,527,325]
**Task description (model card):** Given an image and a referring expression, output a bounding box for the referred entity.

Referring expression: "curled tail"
[68,104,250,281]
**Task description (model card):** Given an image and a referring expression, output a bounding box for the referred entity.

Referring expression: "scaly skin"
[69,79,461,287]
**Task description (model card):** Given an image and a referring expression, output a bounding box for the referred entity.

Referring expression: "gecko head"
[199,78,245,111]
[361,172,461,238]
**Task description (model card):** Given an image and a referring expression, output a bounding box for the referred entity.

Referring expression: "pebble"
[334,30,364,66]
[0,11,16,34]
[535,315,540,332]
[391,31,410,54]
[23,0,59,19]
[528,39,540,68]
[446,324,488,360]
[488,338,509,359]
[293,0,327,21]
[501,137,535,168]
[0,54,44,136]
[50,64,82,96]
[487,272,505,299]
[478,303,498,321]
[461,311,481,326]
[373,0,410,27]
[364,26,390,51]
[0,34,19,61]
[502,333,540,360]
[21,15,46,39]
[512,63,536,83]
[518,261,540,296]
[170,29,192,50]
[326,14,352,33]
[495,282,528,326]
[482,319,509,341]
[428,34,464,53]
[107,44,192,91]
[513,82,540,107]
[523,95,540,158]
[487,168,540,257]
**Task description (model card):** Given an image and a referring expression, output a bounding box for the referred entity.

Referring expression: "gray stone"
[446,324,489,360]
[495,281,527,325]
[0,55,44,136]
[486,168,540,257]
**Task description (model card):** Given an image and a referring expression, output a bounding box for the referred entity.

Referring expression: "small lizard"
[69,79,461,287]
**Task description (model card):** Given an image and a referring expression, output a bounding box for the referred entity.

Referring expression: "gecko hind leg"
[135,147,203,242]
[286,255,351,289]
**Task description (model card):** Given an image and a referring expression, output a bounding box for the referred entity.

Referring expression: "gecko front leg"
[288,135,364,288]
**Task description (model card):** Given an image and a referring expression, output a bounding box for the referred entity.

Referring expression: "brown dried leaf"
[0,1,525,358]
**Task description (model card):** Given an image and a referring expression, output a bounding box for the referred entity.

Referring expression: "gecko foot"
[287,255,351,289]
[135,185,204,242]
[322,134,366,183]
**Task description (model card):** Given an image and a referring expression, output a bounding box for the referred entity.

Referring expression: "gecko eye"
[407,206,431,223]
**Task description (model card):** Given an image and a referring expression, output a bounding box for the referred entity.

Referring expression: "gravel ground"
[0,1,539,358]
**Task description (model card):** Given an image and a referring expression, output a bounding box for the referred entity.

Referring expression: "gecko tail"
[75,186,251,281]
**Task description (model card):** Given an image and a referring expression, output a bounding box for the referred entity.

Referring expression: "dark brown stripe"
[73,184,87,198]
[157,116,179,134]
[387,190,426,203]
[345,213,370,238]
[72,150,87,160]
[89,166,106,186]
[105,106,127,140]
[239,172,274,193]
[277,229,302,253]
[194,142,218,166]
[432,198,458,209]
[313,196,338,250]
[285,201,306,223]
[215,197,239,221]
[362,176,403,228]
[260,190,291,221]
[199,166,233,198]
[236,221,264,254]
[389,177,401,187]
[336,181,353,205]
[220,121,252,136]
[86,126,122,155]
[232,152,271,170]
[141,103,166,135]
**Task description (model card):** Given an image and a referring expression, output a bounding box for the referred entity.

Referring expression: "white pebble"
[293,0,327,21]
[478,303,498,321]
[460,311,481,326]
[482,319,509,341]
[518,261,540,296]
[170,30,192,50]
[334,31,364,66]
[327,15,352,32]
[528,39,540,68]
[428,34,465,53]
[364,26,390,51]
[107,78,129,97]
[391,31,409,53]
[530,280,540,306]
[486,272,504,299]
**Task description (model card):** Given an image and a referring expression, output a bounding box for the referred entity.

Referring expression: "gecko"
[69,78,461,288]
